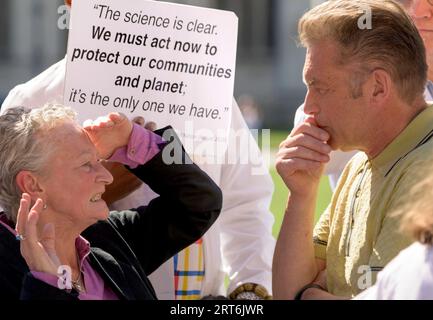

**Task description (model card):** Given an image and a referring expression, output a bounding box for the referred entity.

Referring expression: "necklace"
[71,252,86,293]
[72,273,85,293]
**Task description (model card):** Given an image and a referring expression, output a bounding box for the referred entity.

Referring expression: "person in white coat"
[1,58,275,301]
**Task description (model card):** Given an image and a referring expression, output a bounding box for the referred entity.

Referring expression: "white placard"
[64,0,238,157]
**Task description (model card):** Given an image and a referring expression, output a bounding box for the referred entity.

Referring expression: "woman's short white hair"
[0,104,77,223]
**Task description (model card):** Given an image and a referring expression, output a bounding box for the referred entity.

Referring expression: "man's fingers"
[279,133,332,157]
[283,134,332,155]
[276,158,323,175]
[304,116,318,126]
[277,146,330,163]
[290,122,330,142]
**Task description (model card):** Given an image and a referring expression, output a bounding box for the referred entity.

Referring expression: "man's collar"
[371,105,433,173]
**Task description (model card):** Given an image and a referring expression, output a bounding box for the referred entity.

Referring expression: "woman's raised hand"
[83,113,133,159]
[15,193,61,276]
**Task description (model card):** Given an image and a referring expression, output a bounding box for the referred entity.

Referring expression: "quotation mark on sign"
[94,4,99,10]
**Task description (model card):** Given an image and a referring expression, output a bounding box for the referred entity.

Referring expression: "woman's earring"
[43,204,48,210]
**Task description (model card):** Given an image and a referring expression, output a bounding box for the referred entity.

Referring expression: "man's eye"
[317,88,329,95]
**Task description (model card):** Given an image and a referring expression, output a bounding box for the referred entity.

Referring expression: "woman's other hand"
[16,193,61,276]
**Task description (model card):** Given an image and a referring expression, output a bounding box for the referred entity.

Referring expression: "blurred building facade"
[0,0,324,129]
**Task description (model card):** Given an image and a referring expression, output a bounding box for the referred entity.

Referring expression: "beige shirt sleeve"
[313,205,331,260]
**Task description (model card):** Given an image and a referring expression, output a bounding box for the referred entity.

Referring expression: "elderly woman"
[0,104,222,299]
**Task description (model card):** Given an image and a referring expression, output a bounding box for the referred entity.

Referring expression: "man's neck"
[364,99,427,159]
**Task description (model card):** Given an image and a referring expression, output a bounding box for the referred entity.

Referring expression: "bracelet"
[229,283,272,300]
[294,283,326,300]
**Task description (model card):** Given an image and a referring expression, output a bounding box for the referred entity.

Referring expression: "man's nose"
[303,90,320,115]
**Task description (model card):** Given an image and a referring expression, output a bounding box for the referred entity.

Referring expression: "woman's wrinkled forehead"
[43,121,81,142]
[44,122,95,160]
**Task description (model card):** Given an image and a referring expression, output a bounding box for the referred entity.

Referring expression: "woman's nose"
[97,162,114,185]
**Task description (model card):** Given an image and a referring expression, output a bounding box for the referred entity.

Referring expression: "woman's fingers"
[15,197,60,275]
[25,199,44,243]
[97,119,114,128]
[91,116,114,129]
[85,114,155,135]
[15,193,31,237]
[85,113,128,130]
[108,112,126,124]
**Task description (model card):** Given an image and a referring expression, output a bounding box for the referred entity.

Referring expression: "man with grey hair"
[273,0,433,299]
[295,0,433,191]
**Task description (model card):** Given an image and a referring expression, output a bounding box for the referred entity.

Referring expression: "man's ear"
[369,69,391,104]
[16,171,44,198]
[65,0,72,7]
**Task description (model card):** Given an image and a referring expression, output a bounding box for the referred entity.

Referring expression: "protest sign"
[64,0,238,158]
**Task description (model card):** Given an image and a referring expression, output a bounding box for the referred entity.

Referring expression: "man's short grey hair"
[0,104,77,223]
[299,0,427,104]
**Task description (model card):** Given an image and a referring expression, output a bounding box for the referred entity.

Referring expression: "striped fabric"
[174,238,205,300]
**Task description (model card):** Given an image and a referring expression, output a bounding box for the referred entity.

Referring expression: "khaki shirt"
[314,106,433,297]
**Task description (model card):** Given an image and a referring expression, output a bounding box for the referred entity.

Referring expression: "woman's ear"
[16,171,44,198]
